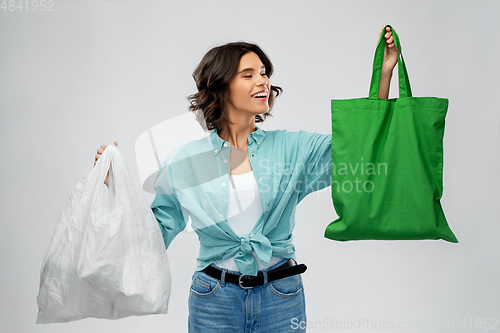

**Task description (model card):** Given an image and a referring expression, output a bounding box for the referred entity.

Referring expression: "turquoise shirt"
[151,125,332,276]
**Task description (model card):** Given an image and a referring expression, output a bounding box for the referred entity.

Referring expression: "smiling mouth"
[251,91,268,98]
[253,95,268,100]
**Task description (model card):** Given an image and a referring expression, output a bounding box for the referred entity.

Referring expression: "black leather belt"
[202,259,307,289]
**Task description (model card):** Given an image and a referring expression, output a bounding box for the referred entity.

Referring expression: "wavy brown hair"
[188,42,283,132]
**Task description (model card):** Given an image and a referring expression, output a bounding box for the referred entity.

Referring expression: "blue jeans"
[188,258,307,332]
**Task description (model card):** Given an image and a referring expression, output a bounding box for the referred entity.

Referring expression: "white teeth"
[252,91,268,98]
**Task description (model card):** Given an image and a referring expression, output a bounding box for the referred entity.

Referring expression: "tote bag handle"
[369,25,412,99]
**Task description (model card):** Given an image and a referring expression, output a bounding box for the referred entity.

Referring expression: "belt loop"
[221,268,227,286]
[263,269,268,285]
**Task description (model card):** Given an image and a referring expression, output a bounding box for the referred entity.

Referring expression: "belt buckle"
[238,274,253,289]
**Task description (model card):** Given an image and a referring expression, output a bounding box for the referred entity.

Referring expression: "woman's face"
[226,51,271,118]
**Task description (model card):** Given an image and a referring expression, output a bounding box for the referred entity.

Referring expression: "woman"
[94,25,398,332]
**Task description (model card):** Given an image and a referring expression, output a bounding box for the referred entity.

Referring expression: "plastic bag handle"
[368,25,412,99]
[92,144,120,190]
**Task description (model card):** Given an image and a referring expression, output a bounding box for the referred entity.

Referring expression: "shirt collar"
[209,125,266,156]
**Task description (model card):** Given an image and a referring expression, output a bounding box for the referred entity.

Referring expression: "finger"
[113,141,118,146]
[379,22,386,36]
[379,22,391,40]
[386,36,393,44]
[385,25,392,38]
[97,148,104,154]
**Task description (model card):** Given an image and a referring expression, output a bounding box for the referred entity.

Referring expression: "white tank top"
[214,170,283,272]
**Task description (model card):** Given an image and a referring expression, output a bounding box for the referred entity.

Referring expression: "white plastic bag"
[36,145,171,324]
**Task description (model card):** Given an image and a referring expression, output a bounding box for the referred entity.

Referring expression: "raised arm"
[378,24,398,99]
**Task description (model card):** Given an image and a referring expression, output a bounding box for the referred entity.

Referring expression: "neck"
[218,115,256,150]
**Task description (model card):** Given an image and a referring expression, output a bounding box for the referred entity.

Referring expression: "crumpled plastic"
[36,145,171,324]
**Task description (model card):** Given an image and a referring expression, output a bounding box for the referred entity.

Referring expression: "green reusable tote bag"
[324,25,458,242]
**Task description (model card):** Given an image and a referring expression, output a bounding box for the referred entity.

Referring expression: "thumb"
[379,22,386,40]
[114,141,118,147]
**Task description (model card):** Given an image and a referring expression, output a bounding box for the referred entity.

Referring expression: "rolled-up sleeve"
[297,131,332,203]
[151,159,186,250]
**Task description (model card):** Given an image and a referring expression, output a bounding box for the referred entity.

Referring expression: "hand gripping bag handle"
[369,25,412,99]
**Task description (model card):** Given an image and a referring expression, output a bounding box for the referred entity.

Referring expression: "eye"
[244,75,252,78]
[261,73,268,77]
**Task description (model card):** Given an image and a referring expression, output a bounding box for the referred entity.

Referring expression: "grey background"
[1,0,499,332]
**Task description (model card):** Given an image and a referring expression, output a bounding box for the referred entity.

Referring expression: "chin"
[246,108,268,116]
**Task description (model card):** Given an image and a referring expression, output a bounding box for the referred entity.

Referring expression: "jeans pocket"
[269,273,303,298]
[190,271,221,297]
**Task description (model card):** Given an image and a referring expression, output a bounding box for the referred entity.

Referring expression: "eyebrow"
[237,66,266,75]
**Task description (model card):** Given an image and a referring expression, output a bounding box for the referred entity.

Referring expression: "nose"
[257,75,269,88]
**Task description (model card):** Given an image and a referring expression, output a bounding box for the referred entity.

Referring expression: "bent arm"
[151,161,187,250]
